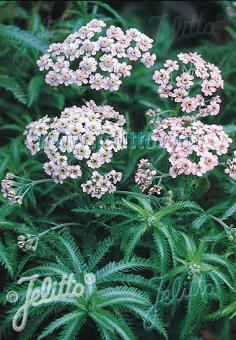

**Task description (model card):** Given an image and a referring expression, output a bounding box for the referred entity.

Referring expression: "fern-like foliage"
[166,234,235,339]
[0,234,167,340]
[0,24,48,52]
[0,74,27,104]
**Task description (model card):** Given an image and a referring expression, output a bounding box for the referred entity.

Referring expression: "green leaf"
[221,203,236,220]
[28,75,44,106]
[0,24,48,52]
[0,241,14,277]
[0,74,27,104]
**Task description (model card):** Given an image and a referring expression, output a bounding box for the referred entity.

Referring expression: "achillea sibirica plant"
[37,19,156,91]
[0,2,236,339]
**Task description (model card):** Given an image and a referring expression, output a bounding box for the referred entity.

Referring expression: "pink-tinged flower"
[172,88,188,102]
[52,56,70,72]
[69,165,82,179]
[99,54,117,72]
[111,43,127,58]
[89,73,105,90]
[87,19,106,32]
[60,68,74,86]
[181,97,199,113]
[126,47,141,61]
[48,43,62,56]
[136,33,153,52]
[80,39,99,56]
[45,71,62,86]
[158,84,173,98]
[195,64,209,79]
[153,69,170,85]
[191,163,207,176]
[201,79,217,96]
[126,28,141,41]
[103,74,122,91]
[176,72,194,89]
[141,52,156,68]
[73,69,89,86]
[113,62,132,77]
[106,25,124,39]
[164,59,179,72]
[97,36,114,53]
[177,53,192,64]
[80,56,97,74]
[63,41,81,60]
[37,54,53,71]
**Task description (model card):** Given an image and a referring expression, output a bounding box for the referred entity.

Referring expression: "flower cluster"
[1,173,23,205]
[227,228,236,242]
[17,235,38,252]
[81,170,122,199]
[151,116,232,178]
[153,52,224,117]
[135,159,156,192]
[24,100,126,197]
[37,19,156,91]
[188,262,201,278]
[148,184,162,195]
[145,108,161,124]
[225,151,236,181]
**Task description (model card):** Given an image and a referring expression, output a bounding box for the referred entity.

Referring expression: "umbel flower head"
[135,158,157,192]
[153,52,224,117]
[225,151,236,181]
[1,173,23,205]
[37,19,156,91]
[135,158,163,195]
[17,234,38,252]
[151,116,232,178]
[24,100,126,198]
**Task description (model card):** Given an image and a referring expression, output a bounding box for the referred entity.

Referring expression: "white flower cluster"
[37,19,156,91]
[24,100,127,197]
[17,235,37,252]
[81,170,122,199]
[188,262,201,277]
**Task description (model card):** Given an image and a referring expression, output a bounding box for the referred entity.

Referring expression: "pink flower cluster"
[1,173,22,205]
[37,19,156,91]
[81,170,122,199]
[225,151,236,180]
[24,100,126,197]
[135,158,162,194]
[151,116,232,178]
[153,52,224,117]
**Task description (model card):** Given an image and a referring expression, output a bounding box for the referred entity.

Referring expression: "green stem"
[210,215,230,231]
[37,222,79,238]
[32,179,55,186]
